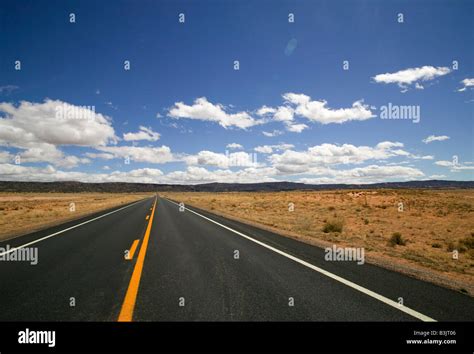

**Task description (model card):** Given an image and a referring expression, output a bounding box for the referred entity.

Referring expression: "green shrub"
[323,219,343,233]
[389,232,406,246]
[447,242,456,252]
[459,234,474,250]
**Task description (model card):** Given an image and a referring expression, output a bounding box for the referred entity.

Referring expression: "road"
[0,195,472,321]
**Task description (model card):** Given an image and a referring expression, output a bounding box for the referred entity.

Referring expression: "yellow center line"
[118,197,157,322]
[125,239,140,261]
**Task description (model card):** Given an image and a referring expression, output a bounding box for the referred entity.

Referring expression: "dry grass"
[161,189,474,294]
[0,193,153,240]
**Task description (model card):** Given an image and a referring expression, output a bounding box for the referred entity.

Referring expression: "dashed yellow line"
[125,239,140,260]
[118,197,157,322]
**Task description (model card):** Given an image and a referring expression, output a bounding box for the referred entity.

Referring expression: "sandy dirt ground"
[161,189,474,295]
[0,193,153,241]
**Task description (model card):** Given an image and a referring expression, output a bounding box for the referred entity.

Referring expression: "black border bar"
[0,321,472,353]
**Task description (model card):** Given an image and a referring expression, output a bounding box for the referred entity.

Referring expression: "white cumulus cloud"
[0,99,117,167]
[168,97,260,129]
[299,165,424,184]
[373,66,451,91]
[96,145,174,164]
[256,106,276,116]
[254,144,294,154]
[283,93,375,124]
[123,126,160,142]
[183,150,258,169]
[422,135,450,144]
[226,143,243,150]
[458,78,474,92]
[262,130,283,137]
[285,122,308,133]
[269,141,411,174]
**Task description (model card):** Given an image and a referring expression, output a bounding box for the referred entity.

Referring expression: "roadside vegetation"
[161,189,474,294]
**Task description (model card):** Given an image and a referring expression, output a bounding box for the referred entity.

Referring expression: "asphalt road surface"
[0,195,472,321]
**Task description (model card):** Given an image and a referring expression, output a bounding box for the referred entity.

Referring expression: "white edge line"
[0,197,153,257]
[165,198,436,322]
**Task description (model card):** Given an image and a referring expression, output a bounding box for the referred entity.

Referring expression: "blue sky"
[0,0,472,184]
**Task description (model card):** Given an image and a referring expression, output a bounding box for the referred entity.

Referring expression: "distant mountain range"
[0,180,472,193]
